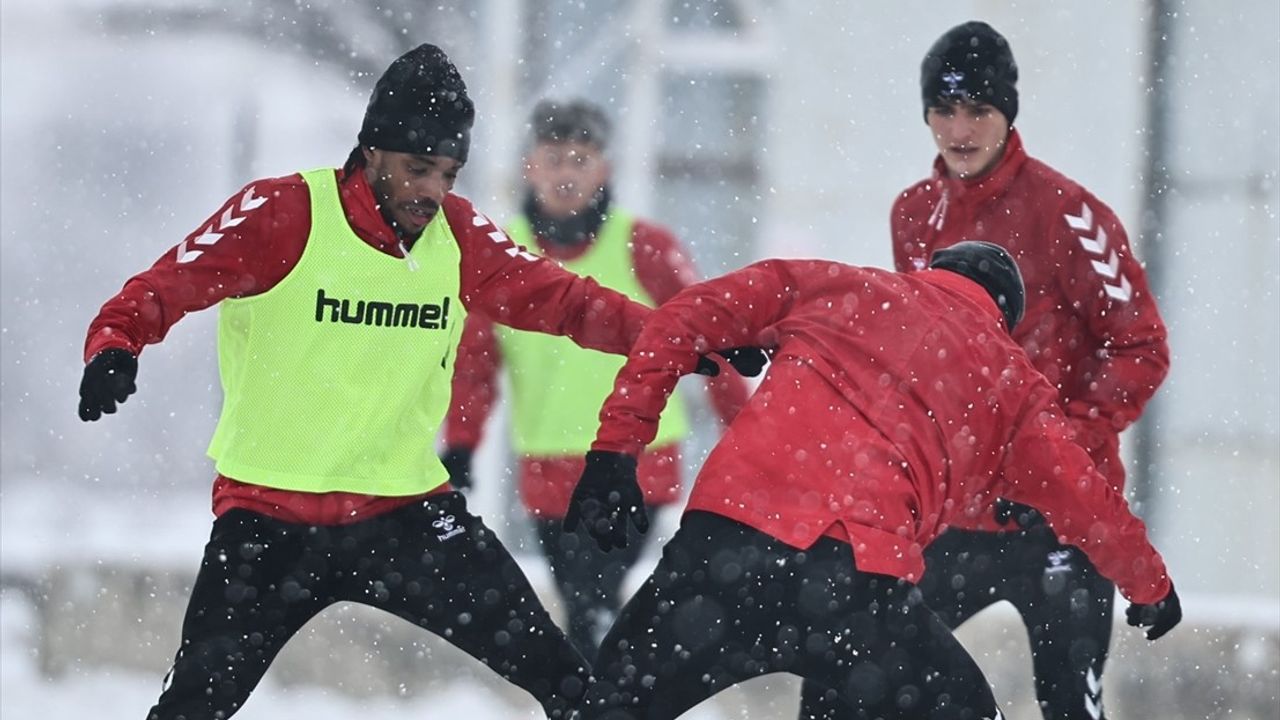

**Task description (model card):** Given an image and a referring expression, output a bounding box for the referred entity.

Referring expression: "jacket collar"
[931,128,1028,207]
[918,268,1009,332]
[337,164,416,253]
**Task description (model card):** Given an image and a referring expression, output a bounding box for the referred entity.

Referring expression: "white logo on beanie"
[941,71,966,93]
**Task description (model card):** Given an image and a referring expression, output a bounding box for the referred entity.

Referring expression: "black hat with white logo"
[921,21,1019,125]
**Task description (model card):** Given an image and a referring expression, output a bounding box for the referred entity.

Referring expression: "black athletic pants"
[581,511,1002,720]
[147,492,589,720]
[535,510,651,661]
[800,527,1113,720]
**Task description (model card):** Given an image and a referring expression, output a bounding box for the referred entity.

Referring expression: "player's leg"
[798,528,1010,720]
[1015,535,1115,720]
[585,511,828,720]
[146,510,332,720]
[355,494,590,719]
[534,509,648,659]
[797,571,1004,720]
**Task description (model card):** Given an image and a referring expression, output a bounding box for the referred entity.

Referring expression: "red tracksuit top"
[891,130,1170,531]
[591,260,1172,604]
[444,219,750,518]
[83,165,649,526]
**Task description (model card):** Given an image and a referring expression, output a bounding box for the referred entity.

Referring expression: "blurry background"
[1,0,1277,718]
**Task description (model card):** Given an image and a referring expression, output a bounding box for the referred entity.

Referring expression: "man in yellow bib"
[76,44,744,720]
[443,99,751,658]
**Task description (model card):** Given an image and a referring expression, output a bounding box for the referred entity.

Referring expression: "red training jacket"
[591,260,1172,605]
[444,218,750,518]
[84,165,649,526]
[891,130,1170,531]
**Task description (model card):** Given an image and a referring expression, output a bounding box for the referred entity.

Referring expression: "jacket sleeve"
[83,178,304,361]
[443,312,501,449]
[1053,194,1170,431]
[631,222,750,426]
[890,191,927,274]
[593,259,799,455]
[1000,378,1172,604]
[453,201,649,356]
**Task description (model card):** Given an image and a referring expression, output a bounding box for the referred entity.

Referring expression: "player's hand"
[563,450,647,552]
[1126,583,1182,640]
[693,347,770,378]
[78,348,138,421]
[994,498,1046,530]
[440,447,474,490]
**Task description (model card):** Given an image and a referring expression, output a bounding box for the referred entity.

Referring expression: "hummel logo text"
[314,289,451,330]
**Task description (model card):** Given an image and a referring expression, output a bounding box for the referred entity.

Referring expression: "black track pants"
[534,514,650,661]
[146,493,589,720]
[581,511,1002,720]
[800,527,1112,720]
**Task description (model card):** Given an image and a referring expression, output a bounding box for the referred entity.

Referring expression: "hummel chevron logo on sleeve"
[1064,201,1131,302]
[176,186,269,264]
[1084,666,1103,719]
[473,211,536,261]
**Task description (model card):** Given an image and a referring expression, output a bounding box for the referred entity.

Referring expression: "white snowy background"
[2,1,1277,718]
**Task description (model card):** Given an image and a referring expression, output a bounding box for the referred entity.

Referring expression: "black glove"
[78,348,138,422]
[717,346,769,377]
[563,450,647,552]
[1126,583,1182,640]
[692,347,770,378]
[440,447,474,490]
[994,498,1046,530]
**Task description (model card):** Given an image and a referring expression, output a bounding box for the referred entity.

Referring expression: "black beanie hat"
[921,21,1019,125]
[358,43,475,163]
[530,99,612,149]
[929,240,1026,331]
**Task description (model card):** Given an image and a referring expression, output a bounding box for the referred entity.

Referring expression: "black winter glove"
[563,450,647,552]
[440,447,474,490]
[692,347,770,378]
[78,348,138,422]
[717,346,769,377]
[1126,582,1182,640]
[994,498,1046,530]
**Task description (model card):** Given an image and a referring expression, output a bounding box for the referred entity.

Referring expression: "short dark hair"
[529,99,611,149]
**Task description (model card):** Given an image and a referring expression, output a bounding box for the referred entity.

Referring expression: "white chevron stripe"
[1090,251,1121,279]
[1063,202,1093,232]
[1078,225,1109,255]
[488,231,507,245]
[171,186,268,264]
[239,185,266,212]
[505,246,538,261]
[1084,694,1103,719]
[1104,275,1132,302]
[1087,667,1102,694]
[473,212,492,226]
[192,226,223,246]
[218,205,245,229]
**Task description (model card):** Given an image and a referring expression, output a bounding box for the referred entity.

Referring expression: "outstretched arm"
[452,199,648,356]
[631,223,752,425]
[80,178,302,420]
[592,259,798,455]
[1001,379,1172,604]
